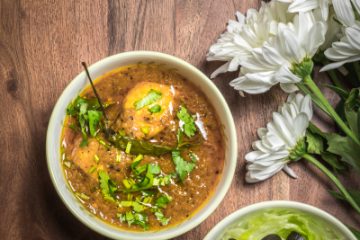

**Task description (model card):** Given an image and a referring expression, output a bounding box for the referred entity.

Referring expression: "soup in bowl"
[46,51,237,239]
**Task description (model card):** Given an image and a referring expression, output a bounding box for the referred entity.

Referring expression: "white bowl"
[46,51,238,240]
[204,200,356,240]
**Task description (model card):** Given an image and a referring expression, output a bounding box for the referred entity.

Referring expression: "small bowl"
[204,200,356,240]
[46,51,238,240]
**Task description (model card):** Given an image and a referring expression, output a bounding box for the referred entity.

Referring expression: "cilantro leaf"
[155,194,172,208]
[66,96,104,146]
[98,170,117,202]
[177,106,196,138]
[171,151,195,182]
[119,211,149,230]
[88,110,102,136]
[120,201,147,212]
[154,209,170,226]
[148,104,161,113]
[189,152,199,163]
[134,89,162,110]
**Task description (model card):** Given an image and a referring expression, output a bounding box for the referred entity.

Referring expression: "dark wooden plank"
[0,0,359,239]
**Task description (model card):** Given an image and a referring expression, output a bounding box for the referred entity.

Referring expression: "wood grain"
[0,0,359,239]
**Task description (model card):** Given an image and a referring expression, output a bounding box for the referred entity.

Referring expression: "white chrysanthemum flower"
[321,0,360,71]
[245,93,313,183]
[230,12,326,94]
[207,1,292,78]
[277,0,331,20]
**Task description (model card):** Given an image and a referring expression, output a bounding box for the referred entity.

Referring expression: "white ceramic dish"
[46,51,238,240]
[204,200,356,240]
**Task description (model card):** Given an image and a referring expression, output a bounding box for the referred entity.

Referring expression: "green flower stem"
[296,83,330,115]
[303,75,360,146]
[303,153,360,215]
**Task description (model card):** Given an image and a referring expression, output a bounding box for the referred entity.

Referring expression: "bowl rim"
[46,50,238,240]
[203,200,356,240]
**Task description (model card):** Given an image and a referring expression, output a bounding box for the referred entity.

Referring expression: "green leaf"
[321,152,346,171]
[345,109,360,139]
[329,190,360,207]
[345,88,360,110]
[109,133,174,156]
[155,194,172,208]
[98,170,117,202]
[325,133,360,172]
[119,211,149,230]
[171,151,195,182]
[189,152,199,163]
[326,85,349,100]
[305,131,324,154]
[148,163,161,175]
[120,201,147,212]
[148,104,161,113]
[134,89,162,110]
[66,96,105,146]
[308,123,347,171]
[154,209,170,226]
[177,106,197,138]
[88,110,102,136]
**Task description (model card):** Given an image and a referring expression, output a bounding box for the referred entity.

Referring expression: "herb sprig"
[67,96,104,146]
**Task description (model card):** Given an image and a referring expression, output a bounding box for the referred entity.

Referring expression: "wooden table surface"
[1,0,360,239]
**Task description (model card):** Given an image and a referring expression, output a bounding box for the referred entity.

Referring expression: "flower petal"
[246,161,286,183]
[283,164,298,179]
[230,72,275,94]
[332,0,355,27]
[288,0,318,13]
[320,56,360,71]
[293,113,309,138]
[280,83,298,93]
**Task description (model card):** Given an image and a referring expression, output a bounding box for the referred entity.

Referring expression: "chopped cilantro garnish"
[76,192,90,200]
[116,150,122,162]
[171,151,195,182]
[134,89,162,110]
[120,201,147,212]
[155,194,172,208]
[177,106,197,138]
[153,175,172,186]
[66,96,104,146]
[125,141,132,154]
[63,161,71,168]
[98,170,117,202]
[147,163,161,175]
[93,154,100,163]
[148,104,161,113]
[140,126,150,134]
[88,165,97,174]
[122,163,172,192]
[88,110,102,136]
[189,152,199,162]
[119,211,149,230]
[154,209,170,226]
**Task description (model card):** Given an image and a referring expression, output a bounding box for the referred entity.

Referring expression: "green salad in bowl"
[204,201,356,240]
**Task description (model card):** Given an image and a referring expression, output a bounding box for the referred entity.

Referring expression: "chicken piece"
[122,82,175,139]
